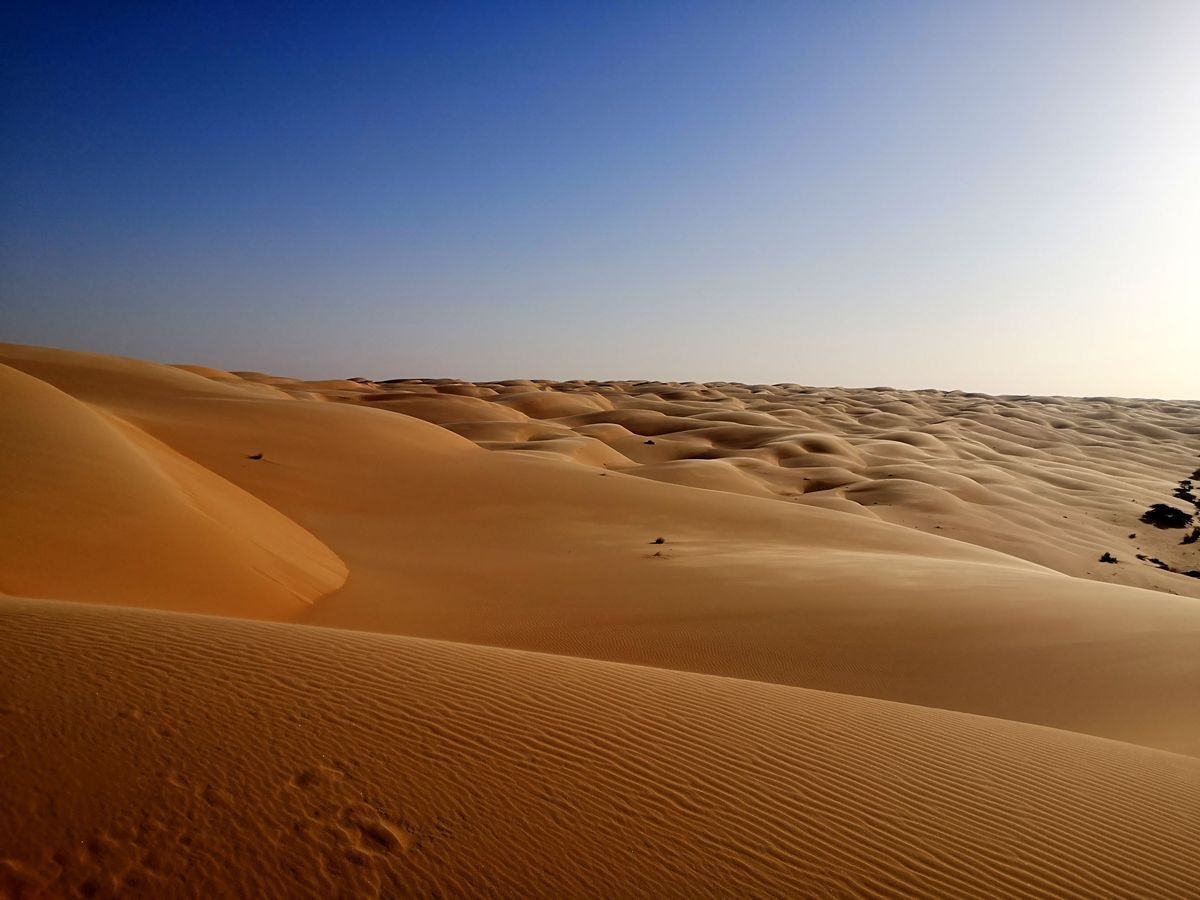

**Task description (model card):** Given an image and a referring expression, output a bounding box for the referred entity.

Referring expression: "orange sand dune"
[2,342,1199,896]
[0,363,345,618]
[3,596,1199,898]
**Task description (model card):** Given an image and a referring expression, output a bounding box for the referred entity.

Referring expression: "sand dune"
[318,376,1200,600]
[0,363,345,618]
[3,596,1199,898]
[2,343,1199,896]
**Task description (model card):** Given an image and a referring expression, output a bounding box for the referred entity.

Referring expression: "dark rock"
[1099,552,1118,564]
[651,537,665,544]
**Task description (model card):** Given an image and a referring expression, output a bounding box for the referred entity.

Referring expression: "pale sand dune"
[2,343,1199,896]
[323,377,1200,599]
[3,596,1199,898]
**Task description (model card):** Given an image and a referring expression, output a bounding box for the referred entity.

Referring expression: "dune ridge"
[0,363,346,618]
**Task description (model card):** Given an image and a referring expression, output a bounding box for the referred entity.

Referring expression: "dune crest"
[0,363,347,618]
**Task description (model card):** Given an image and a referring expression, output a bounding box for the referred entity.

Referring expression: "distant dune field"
[3,342,1199,897]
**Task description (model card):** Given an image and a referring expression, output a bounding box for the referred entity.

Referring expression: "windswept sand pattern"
[2,597,1199,899]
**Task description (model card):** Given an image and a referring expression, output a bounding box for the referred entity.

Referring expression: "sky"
[2,1,1198,397]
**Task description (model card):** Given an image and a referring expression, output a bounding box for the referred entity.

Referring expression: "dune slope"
[0,363,346,618]
[2,595,1199,899]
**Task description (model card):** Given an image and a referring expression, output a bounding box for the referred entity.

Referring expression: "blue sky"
[2,1,1197,396]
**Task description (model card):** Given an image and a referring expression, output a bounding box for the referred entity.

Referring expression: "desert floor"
[3,342,1199,898]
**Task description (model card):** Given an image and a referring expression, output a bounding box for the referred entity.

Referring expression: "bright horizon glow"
[2,2,1198,398]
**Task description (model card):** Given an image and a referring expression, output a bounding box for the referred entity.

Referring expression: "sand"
[2,342,1199,897]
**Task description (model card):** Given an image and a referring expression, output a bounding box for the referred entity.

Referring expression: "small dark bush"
[1140,504,1193,529]
[1099,552,1117,564]
[651,537,665,544]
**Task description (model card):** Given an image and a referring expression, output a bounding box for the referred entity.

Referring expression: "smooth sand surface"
[2,343,1199,897]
